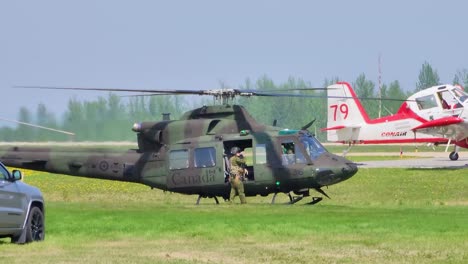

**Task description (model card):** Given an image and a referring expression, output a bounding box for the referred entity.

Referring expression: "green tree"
[383,80,406,114]
[416,62,440,92]
[353,73,377,118]
[63,98,85,140]
[453,69,468,89]
[36,103,61,141]
[16,107,34,141]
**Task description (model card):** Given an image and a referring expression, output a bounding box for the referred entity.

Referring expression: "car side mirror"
[11,170,22,181]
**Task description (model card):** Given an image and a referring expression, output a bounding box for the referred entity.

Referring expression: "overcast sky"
[1,0,467,124]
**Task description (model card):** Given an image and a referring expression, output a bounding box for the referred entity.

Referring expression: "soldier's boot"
[229,188,237,203]
[240,194,247,204]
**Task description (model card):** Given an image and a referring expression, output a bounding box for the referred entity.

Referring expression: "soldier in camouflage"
[229,146,247,204]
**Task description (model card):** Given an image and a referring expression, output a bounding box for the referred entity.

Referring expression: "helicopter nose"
[314,156,358,186]
[341,162,358,180]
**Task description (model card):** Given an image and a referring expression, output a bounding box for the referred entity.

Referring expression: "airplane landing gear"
[449,145,460,161]
[449,151,459,161]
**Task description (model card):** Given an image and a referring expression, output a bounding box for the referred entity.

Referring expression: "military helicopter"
[0,86,358,205]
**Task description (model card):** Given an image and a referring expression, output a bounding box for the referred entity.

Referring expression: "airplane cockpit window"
[437,92,452,110]
[169,149,189,170]
[452,88,468,104]
[415,95,438,110]
[300,134,326,160]
[194,147,216,168]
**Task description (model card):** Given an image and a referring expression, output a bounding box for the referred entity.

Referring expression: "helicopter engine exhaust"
[132,122,168,151]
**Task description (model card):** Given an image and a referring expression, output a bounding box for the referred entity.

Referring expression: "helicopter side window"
[194,147,216,168]
[415,95,438,110]
[169,149,189,170]
[255,144,267,164]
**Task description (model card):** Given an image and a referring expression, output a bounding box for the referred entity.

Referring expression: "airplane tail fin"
[325,82,370,142]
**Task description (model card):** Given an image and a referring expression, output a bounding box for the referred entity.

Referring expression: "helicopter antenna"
[301,118,316,130]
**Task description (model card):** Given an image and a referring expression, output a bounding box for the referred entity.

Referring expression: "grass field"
[1,167,467,264]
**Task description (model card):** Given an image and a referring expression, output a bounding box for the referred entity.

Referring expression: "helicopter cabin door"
[223,139,255,182]
[166,142,225,194]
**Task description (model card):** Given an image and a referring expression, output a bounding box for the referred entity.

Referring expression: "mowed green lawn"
[1,167,467,264]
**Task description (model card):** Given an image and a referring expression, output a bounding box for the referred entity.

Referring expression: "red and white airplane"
[323,82,468,160]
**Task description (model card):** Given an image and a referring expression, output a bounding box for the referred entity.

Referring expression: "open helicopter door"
[223,139,255,182]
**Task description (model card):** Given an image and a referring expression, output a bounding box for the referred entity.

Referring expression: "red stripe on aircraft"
[337,82,428,124]
[412,116,464,131]
[336,138,448,144]
[321,125,346,131]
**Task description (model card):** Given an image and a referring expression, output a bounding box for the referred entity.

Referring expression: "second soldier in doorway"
[229,146,247,204]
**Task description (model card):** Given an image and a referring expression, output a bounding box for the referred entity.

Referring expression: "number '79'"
[330,104,349,121]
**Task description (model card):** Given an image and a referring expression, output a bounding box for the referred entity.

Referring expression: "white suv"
[0,162,45,243]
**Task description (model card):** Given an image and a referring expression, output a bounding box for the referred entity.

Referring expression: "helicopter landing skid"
[305,197,323,205]
[196,195,219,205]
[288,193,304,205]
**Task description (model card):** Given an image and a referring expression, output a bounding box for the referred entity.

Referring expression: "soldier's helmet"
[230,146,241,155]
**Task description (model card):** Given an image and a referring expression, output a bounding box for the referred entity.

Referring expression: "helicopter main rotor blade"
[245,90,413,102]
[14,86,208,95]
[0,117,75,136]
[272,87,335,92]
[15,85,413,102]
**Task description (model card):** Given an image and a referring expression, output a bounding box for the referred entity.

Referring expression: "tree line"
[1,62,468,142]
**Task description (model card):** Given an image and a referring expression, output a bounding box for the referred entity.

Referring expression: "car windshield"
[299,134,327,160]
[0,164,9,180]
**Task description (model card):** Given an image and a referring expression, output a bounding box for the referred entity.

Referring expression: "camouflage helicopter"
[0,86,358,205]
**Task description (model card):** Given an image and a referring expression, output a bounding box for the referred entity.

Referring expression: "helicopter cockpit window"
[415,95,438,110]
[169,149,189,170]
[194,147,216,168]
[300,135,326,161]
[281,141,296,165]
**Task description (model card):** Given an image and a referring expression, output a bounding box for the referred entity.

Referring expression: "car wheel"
[25,206,45,242]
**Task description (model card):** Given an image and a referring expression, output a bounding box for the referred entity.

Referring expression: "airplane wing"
[412,116,468,141]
